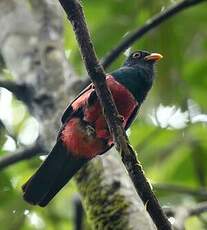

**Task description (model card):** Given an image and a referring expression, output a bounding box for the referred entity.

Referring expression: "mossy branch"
[58,0,171,229]
[75,158,130,230]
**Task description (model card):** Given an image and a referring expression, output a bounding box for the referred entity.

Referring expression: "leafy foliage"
[0,0,207,229]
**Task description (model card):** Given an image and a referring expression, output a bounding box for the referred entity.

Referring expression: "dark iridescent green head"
[112,50,163,103]
[124,50,162,70]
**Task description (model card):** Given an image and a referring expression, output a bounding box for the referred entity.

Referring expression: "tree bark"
[0,0,155,229]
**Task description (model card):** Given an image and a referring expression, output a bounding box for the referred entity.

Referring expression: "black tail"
[22,141,87,207]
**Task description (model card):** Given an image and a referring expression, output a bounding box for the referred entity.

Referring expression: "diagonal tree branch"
[58,0,171,229]
[101,0,206,68]
[0,79,33,107]
[0,140,45,170]
[79,0,206,88]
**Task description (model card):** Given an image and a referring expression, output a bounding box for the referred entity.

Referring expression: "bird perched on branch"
[22,50,162,207]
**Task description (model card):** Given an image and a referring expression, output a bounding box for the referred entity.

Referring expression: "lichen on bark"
[75,151,155,230]
[76,158,130,230]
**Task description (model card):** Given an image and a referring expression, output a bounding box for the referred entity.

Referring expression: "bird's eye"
[132,52,141,59]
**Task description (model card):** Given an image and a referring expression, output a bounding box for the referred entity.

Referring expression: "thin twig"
[164,202,207,230]
[58,0,171,229]
[80,0,206,87]
[72,193,84,230]
[189,201,207,216]
[164,202,207,218]
[154,183,207,199]
[101,0,206,68]
[0,141,45,170]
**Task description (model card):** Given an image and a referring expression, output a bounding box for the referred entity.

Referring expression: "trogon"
[22,50,162,207]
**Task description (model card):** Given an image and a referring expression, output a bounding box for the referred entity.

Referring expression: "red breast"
[61,75,138,159]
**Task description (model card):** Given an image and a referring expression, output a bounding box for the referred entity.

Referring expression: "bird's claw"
[118,115,124,123]
[86,124,96,137]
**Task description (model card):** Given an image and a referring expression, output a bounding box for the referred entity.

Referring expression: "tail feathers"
[22,141,87,206]
[38,156,87,207]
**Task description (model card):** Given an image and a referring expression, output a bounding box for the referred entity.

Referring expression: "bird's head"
[115,50,163,103]
[124,50,163,70]
[123,50,163,87]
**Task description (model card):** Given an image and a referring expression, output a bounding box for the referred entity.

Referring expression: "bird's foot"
[86,124,96,137]
[118,115,124,123]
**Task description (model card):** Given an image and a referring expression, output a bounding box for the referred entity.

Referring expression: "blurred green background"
[0,0,207,229]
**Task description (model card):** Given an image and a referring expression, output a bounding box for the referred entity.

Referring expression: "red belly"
[61,118,107,159]
[61,76,138,159]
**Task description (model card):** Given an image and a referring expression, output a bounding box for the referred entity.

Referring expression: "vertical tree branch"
[58,0,171,229]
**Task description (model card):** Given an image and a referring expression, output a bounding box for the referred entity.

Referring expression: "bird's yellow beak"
[144,53,163,61]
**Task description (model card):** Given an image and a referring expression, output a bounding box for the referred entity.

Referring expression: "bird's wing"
[61,83,94,123]
[62,75,138,130]
[125,105,139,130]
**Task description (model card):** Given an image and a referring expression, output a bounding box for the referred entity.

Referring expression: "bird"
[22,50,162,207]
